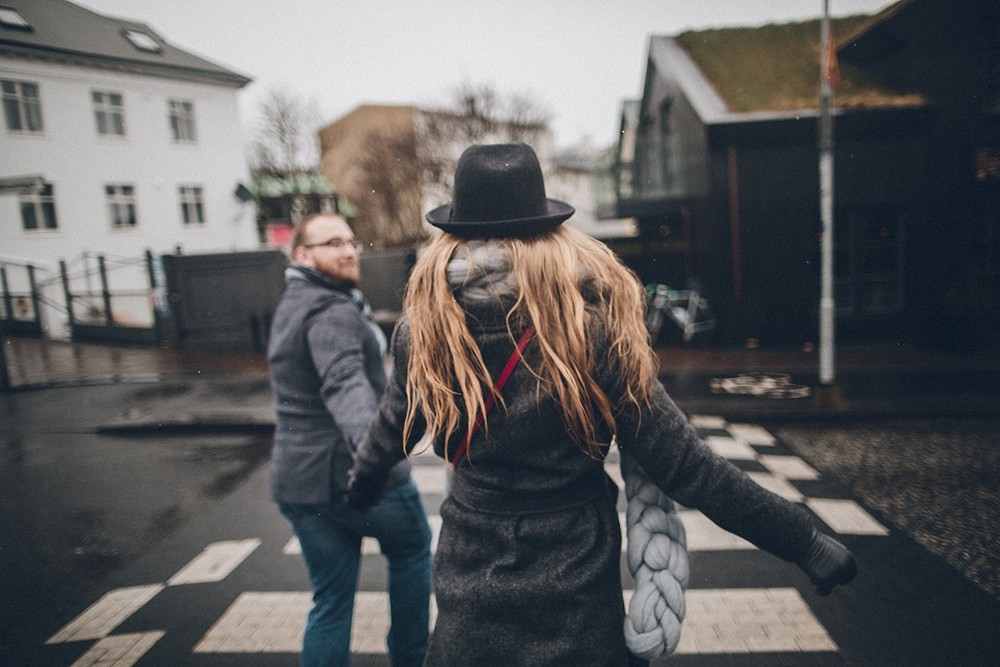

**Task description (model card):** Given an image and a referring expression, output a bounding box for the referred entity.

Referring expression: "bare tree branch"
[248,87,321,174]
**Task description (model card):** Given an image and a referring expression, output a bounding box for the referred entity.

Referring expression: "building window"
[20,182,58,231]
[92,90,126,136]
[179,185,205,225]
[2,79,43,133]
[0,6,31,30]
[658,99,675,189]
[123,29,161,53]
[857,211,904,314]
[824,208,905,316]
[168,99,196,143]
[105,184,137,229]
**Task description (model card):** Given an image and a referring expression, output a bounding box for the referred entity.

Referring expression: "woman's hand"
[345,467,387,510]
[799,530,858,595]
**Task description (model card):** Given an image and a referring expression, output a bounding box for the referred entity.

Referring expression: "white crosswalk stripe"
[50,416,889,662]
[194,587,837,656]
[69,632,165,667]
[47,585,164,644]
[168,539,261,585]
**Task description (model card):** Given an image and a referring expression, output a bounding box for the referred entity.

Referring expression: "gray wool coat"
[350,249,814,666]
[268,266,409,505]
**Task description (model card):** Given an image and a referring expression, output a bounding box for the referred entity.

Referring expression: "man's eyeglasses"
[303,237,364,253]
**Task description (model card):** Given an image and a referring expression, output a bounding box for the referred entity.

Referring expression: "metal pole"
[98,255,113,327]
[28,265,41,335]
[60,259,76,328]
[0,267,8,390]
[819,0,836,385]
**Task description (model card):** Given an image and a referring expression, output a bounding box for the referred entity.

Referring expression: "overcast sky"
[74,0,893,150]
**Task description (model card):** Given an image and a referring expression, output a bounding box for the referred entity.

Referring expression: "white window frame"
[0,6,31,30]
[19,182,58,231]
[105,184,138,229]
[2,79,43,133]
[92,90,126,136]
[123,29,161,53]
[168,99,196,143]
[179,185,206,225]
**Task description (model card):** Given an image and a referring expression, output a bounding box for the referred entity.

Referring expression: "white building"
[1,0,258,338]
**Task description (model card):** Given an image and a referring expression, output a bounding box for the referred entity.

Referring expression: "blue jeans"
[280,479,432,667]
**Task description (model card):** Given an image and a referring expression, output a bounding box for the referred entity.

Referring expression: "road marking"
[194,591,440,654]
[69,631,164,667]
[760,454,820,480]
[747,471,806,503]
[54,419,879,662]
[679,511,756,550]
[673,588,837,653]
[168,539,261,585]
[807,498,889,535]
[47,585,164,643]
[410,464,447,494]
[688,414,728,430]
[704,434,759,460]
[198,588,834,655]
[727,423,777,446]
[289,502,866,557]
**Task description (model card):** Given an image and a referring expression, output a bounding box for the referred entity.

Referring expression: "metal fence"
[58,251,159,345]
[0,260,43,337]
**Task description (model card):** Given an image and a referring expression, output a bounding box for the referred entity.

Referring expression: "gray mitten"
[799,530,857,595]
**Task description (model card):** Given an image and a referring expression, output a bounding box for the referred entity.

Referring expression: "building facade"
[318,104,632,250]
[1,0,258,338]
[602,0,999,348]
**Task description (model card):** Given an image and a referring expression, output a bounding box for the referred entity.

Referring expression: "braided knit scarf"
[621,451,689,658]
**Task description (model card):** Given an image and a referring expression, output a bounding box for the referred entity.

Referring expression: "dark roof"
[672,12,924,114]
[0,0,251,88]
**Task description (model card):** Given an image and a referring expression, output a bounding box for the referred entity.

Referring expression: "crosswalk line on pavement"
[167,538,262,585]
[46,585,165,644]
[46,417,887,663]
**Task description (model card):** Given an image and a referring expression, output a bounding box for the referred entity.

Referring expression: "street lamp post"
[819,0,836,388]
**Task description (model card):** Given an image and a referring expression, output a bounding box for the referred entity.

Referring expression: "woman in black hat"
[347,143,856,665]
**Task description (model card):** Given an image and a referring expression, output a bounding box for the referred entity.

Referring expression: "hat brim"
[425,199,575,238]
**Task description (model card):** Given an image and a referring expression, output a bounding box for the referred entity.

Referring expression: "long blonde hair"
[402,225,656,459]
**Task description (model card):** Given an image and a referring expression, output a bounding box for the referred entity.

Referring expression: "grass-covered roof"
[675,16,925,113]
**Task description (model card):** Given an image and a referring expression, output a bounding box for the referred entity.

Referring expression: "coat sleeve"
[605,356,815,564]
[304,299,381,454]
[351,320,426,483]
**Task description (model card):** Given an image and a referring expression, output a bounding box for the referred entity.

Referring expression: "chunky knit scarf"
[446,241,689,658]
[621,452,689,658]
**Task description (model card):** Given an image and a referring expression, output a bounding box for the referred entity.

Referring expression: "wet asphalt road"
[3,382,999,664]
[0,383,272,659]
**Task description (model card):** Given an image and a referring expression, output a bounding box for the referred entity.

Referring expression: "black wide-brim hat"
[426,142,575,238]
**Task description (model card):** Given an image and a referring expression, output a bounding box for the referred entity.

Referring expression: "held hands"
[345,467,387,510]
[799,530,858,596]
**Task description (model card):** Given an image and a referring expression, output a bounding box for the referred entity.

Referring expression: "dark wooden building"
[600,0,999,348]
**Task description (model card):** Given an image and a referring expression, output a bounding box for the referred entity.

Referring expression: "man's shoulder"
[275,280,356,327]
[284,279,354,305]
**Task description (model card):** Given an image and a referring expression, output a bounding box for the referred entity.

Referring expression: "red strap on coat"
[450,327,536,467]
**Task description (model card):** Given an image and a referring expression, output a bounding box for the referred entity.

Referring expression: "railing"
[58,251,160,345]
[0,259,45,390]
[0,260,43,337]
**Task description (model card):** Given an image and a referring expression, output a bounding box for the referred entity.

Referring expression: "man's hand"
[799,530,858,595]
[345,467,387,510]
